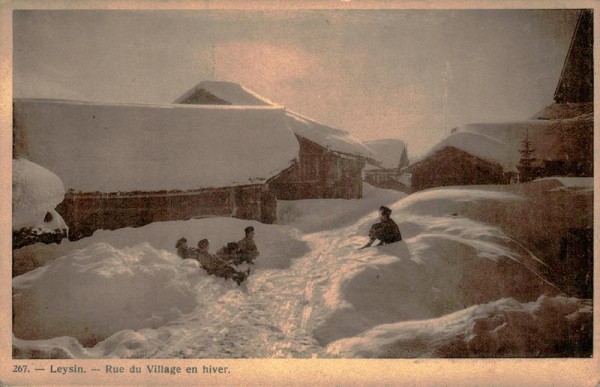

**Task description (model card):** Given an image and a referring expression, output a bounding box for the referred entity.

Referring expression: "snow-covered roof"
[427,131,519,171]
[418,115,593,172]
[174,81,371,158]
[533,102,593,120]
[14,98,299,193]
[285,111,372,158]
[363,139,407,169]
[174,80,278,106]
[13,158,66,229]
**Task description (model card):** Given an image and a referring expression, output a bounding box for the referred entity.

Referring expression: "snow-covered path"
[151,230,354,358]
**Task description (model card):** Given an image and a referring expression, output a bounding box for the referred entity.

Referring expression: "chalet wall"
[57,185,275,240]
[269,136,365,200]
[411,147,508,192]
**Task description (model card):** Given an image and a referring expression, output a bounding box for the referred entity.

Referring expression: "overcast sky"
[13,9,579,157]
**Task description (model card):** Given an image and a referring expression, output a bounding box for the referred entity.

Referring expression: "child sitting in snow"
[216,242,242,264]
[175,237,195,259]
[360,206,402,249]
[237,226,260,264]
[197,239,247,286]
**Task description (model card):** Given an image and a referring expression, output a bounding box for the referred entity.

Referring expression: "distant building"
[362,139,411,193]
[409,10,593,191]
[13,98,299,239]
[408,132,512,191]
[553,9,593,104]
[175,81,371,200]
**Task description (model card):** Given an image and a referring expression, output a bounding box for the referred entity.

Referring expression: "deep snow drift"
[13,243,203,345]
[325,295,592,358]
[12,184,591,358]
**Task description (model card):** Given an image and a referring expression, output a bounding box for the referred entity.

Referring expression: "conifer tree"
[518,129,535,182]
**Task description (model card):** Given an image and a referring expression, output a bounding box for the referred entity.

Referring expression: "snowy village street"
[9,11,595,381]
[12,181,592,359]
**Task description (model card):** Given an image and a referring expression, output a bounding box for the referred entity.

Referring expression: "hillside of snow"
[13,183,591,358]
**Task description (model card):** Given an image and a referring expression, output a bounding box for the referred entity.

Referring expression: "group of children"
[176,226,259,285]
[175,205,400,283]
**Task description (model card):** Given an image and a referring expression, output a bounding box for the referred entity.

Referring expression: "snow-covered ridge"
[14,98,299,193]
[14,97,281,110]
[12,158,66,230]
[173,80,371,159]
[174,80,280,107]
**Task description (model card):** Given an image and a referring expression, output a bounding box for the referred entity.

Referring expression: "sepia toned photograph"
[10,6,593,366]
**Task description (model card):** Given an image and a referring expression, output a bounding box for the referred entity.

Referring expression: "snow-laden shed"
[175,81,372,200]
[409,10,593,193]
[13,98,299,239]
[12,158,69,251]
[362,139,411,193]
[408,115,593,192]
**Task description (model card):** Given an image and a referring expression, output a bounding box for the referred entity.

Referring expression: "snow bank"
[325,295,592,357]
[13,242,204,345]
[363,139,407,169]
[12,158,66,229]
[285,111,372,158]
[312,186,557,345]
[535,176,594,190]
[174,80,277,106]
[14,217,309,273]
[277,183,405,233]
[13,99,299,192]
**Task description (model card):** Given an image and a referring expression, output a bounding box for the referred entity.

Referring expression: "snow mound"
[14,217,309,272]
[12,158,66,229]
[285,111,372,158]
[535,176,594,191]
[325,295,592,358]
[13,99,299,192]
[13,242,204,345]
[174,80,277,106]
[363,139,407,169]
[312,186,556,345]
[395,187,523,216]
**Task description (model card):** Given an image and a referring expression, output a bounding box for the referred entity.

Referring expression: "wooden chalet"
[175,81,371,200]
[362,139,411,193]
[409,11,593,192]
[13,98,298,240]
[410,147,508,191]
